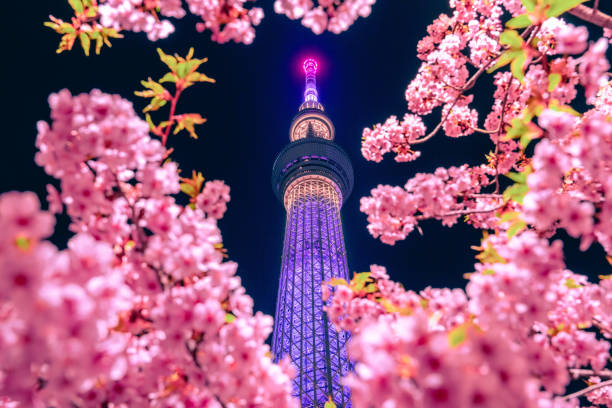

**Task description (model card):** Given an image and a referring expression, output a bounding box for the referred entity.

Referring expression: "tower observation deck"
[271,59,354,408]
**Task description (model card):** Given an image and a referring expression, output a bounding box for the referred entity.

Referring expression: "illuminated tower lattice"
[271,59,354,407]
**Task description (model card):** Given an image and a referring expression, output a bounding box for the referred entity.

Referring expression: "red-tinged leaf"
[328,277,348,286]
[350,272,371,292]
[476,243,507,264]
[157,48,178,71]
[173,113,207,139]
[324,397,337,408]
[506,14,532,29]
[180,183,196,197]
[186,47,195,60]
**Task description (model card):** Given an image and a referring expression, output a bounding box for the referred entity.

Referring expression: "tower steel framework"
[271,59,354,408]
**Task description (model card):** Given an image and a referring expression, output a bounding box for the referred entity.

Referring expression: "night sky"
[4,1,610,325]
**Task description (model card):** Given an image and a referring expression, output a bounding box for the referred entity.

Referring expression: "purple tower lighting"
[271,59,354,407]
[303,58,319,103]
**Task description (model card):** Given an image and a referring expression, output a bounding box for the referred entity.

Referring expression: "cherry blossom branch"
[562,379,612,400]
[494,74,515,193]
[412,27,535,145]
[415,202,505,220]
[464,193,504,199]
[186,339,229,408]
[593,317,612,336]
[568,4,612,29]
[569,368,612,378]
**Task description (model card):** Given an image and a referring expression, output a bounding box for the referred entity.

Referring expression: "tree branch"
[569,368,612,378]
[568,5,612,29]
[562,379,612,400]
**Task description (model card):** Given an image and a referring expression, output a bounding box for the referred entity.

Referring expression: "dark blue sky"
[4,1,610,320]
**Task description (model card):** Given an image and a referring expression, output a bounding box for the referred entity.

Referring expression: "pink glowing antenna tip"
[302,58,319,103]
[303,58,318,74]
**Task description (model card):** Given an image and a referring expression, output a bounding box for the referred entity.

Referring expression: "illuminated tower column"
[271,59,354,408]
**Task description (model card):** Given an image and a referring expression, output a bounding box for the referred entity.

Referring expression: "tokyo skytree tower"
[271,59,354,408]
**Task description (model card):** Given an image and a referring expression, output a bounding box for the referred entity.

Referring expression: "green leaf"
[500,30,524,49]
[564,278,581,289]
[225,313,236,323]
[488,50,521,73]
[499,211,520,222]
[180,183,196,197]
[68,0,84,14]
[520,131,532,149]
[79,32,90,56]
[176,62,191,79]
[145,113,155,131]
[364,283,378,294]
[506,14,532,29]
[159,72,177,83]
[324,397,337,408]
[476,244,507,264]
[521,0,536,11]
[482,269,496,275]
[504,183,529,204]
[505,171,527,184]
[448,325,467,347]
[142,97,167,113]
[510,50,527,82]
[15,236,31,251]
[351,272,372,292]
[89,31,103,54]
[548,99,581,116]
[507,220,527,238]
[547,0,587,17]
[548,73,562,92]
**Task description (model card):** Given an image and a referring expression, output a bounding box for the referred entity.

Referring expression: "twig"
[161,86,184,146]
[464,193,504,199]
[471,126,498,134]
[569,368,612,378]
[415,202,505,220]
[593,317,612,336]
[411,27,535,146]
[568,5,612,29]
[562,379,612,400]
[186,340,229,408]
[494,74,515,193]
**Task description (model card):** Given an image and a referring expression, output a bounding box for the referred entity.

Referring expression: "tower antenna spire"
[303,58,319,103]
